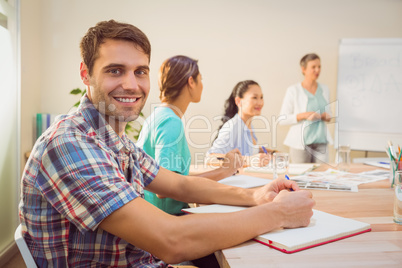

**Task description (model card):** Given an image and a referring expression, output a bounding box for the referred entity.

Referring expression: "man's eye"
[108,69,122,75]
[135,69,148,75]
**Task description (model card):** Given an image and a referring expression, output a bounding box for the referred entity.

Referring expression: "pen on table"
[285,175,294,191]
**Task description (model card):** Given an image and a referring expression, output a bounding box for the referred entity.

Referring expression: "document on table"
[364,161,390,169]
[291,168,388,192]
[218,175,271,189]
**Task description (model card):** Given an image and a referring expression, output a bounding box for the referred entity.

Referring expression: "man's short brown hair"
[80,20,151,75]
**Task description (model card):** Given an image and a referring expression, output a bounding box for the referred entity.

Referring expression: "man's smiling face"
[82,38,150,128]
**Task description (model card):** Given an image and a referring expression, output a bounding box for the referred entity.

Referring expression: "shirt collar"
[76,94,133,153]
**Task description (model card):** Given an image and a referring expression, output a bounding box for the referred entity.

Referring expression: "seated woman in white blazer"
[279,53,333,163]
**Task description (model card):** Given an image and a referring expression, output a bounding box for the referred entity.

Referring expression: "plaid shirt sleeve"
[134,145,161,188]
[38,131,141,232]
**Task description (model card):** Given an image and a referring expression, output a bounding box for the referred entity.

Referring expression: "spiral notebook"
[182,205,371,254]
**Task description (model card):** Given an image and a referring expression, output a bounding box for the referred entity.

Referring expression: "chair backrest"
[14,224,37,268]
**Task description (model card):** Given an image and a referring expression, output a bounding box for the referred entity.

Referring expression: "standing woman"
[137,55,242,215]
[208,80,271,167]
[279,53,333,163]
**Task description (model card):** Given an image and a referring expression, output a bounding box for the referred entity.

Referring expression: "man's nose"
[122,73,139,90]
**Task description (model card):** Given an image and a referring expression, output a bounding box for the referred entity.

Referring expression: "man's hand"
[272,190,315,228]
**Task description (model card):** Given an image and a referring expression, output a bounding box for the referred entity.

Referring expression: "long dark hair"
[214,80,259,139]
[159,55,199,102]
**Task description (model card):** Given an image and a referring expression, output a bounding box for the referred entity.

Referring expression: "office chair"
[14,224,37,268]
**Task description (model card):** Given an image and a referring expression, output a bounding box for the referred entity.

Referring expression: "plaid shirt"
[19,95,170,267]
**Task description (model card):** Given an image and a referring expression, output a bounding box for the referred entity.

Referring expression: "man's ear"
[80,62,90,86]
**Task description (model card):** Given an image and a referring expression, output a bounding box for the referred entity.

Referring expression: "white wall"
[20,0,402,167]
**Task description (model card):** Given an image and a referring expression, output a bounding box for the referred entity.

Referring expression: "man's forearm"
[167,202,283,262]
[100,197,284,264]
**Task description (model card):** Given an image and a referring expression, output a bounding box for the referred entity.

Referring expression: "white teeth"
[116,97,137,103]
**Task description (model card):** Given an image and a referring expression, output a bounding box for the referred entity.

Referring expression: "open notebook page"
[182,205,371,253]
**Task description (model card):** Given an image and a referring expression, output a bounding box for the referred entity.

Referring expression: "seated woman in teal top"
[137,55,242,215]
